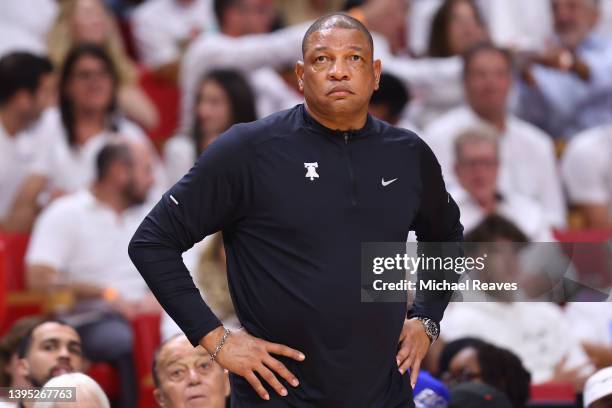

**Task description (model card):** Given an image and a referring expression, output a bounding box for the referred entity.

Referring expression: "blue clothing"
[517,35,612,139]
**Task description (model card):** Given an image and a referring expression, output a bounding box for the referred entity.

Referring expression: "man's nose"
[187,367,203,385]
[328,59,350,80]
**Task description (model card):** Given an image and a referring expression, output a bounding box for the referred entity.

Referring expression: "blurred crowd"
[0,0,611,407]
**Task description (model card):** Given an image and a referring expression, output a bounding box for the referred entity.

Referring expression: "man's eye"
[350,55,362,62]
[315,56,328,63]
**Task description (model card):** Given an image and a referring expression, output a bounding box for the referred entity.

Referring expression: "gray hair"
[33,373,110,408]
[454,125,500,162]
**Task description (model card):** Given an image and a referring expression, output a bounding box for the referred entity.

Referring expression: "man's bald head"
[301,13,374,57]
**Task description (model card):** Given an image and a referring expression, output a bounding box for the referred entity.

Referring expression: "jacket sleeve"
[128,125,252,346]
[408,140,464,325]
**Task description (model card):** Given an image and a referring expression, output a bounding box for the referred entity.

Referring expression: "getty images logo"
[304,162,319,181]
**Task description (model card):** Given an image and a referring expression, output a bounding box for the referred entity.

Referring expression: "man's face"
[18,323,83,387]
[455,140,499,202]
[552,0,599,49]
[154,337,229,408]
[122,142,154,206]
[296,27,381,121]
[14,73,56,129]
[464,50,511,119]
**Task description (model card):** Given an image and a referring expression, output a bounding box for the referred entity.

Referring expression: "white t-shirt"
[0,23,46,57]
[26,189,151,301]
[30,108,166,195]
[0,112,54,218]
[450,187,554,241]
[163,134,196,185]
[0,0,57,53]
[561,125,612,214]
[441,302,592,383]
[132,0,216,68]
[423,105,566,227]
[564,302,612,347]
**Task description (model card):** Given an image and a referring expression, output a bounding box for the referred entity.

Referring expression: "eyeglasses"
[71,68,111,82]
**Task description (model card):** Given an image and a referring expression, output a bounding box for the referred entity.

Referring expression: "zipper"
[344,132,357,207]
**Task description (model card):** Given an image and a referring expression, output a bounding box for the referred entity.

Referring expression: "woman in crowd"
[441,339,531,408]
[164,69,257,184]
[48,0,158,129]
[427,0,487,58]
[8,44,162,231]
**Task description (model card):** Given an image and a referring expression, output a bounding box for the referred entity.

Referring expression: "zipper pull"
[344,132,348,144]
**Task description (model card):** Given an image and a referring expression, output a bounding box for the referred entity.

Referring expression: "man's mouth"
[327,87,353,97]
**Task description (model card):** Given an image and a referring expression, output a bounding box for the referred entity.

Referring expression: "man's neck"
[0,108,25,136]
[474,193,497,214]
[304,102,368,131]
[91,183,129,215]
[475,109,506,132]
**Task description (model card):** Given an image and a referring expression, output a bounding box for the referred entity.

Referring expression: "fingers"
[266,342,306,362]
[410,358,421,389]
[264,356,300,387]
[399,349,414,375]
[245,371,269,401]
[256,364,288,397]
[396,342,411,367]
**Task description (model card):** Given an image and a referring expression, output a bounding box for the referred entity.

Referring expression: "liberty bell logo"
[304,162,319,181]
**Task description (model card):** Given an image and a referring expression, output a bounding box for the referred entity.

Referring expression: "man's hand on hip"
[396,318,431,389]
[201,326,305,401]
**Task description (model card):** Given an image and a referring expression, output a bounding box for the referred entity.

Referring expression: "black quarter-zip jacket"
[129,104,463,407]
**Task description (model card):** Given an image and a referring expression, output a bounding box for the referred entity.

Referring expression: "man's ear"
[373,59,382,91]
[153,388,166,408]
[295,61,305,92]
[16,358,30,380]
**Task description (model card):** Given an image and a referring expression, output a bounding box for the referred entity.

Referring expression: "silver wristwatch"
[411,317,439,344]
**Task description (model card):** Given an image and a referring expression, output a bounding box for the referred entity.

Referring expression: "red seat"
[530,382,575,403]
[0,233,45,336]
[139,68,180,148]
[132,313,162,408]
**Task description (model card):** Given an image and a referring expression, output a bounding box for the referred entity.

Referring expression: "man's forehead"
[159,339,209,366]
[304,28,372,54]
[33,323,80,344]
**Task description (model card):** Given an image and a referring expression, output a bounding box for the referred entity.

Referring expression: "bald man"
[130,14,463,407]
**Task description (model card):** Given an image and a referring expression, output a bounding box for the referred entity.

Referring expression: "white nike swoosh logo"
[381,178,398,187]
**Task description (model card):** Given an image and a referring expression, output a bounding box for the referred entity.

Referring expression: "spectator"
[424,43,566,227]
[0,52,54,230]
[48,0,159,129]
[179,0,305,132]
[426,0,487,58]
[25,141,161,408]
[165,69,257,184]
[442,341,531,408]
[564,302,612,370]
[275,0,344,26]
[0,317,45,393]
[152,334,230,408]
[9,44,163,232]
[368,72,416,131]
[583,367,612,408]
[517,0,612,139]
[33,373,110,408]
[132,0,216,82]
[561,124,612,228]
[441,215,593,384]
[16,320,84,389]
[452,126,554,241]
[449,382,513,408]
